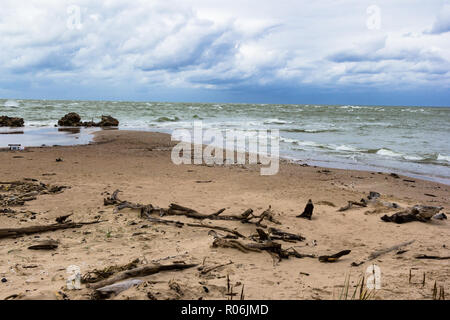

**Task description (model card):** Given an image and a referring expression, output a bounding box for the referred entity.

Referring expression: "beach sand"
[0,130,448,300]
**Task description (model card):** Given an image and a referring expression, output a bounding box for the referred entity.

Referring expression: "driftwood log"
[105,190,279,228]
[212,238,314,261]
[368,240,415,260]
[415,254,450,260]
[95,279,143,299]
[381,206,443,224]
[89,263,197,289]
[0,220,103,239]
[318,250,351,262]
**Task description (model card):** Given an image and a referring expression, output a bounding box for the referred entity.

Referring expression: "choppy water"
[1,99,449,184]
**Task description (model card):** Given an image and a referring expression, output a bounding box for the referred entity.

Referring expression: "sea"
[1,99,449,184]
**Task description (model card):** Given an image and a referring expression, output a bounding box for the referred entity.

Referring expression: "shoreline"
[1,126,449,186]
[0,129,448,300]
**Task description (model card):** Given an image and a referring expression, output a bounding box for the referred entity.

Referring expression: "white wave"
[403,155,424,161]
[4,100,19,107]
[437,154,450,162]
[376,148,403,158]
[263,118,290,125]
[335,145,359,152]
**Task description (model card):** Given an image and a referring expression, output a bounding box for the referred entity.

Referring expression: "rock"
[57,113,82,126]
[97,115,119,127]
[1,277,7,283]
[0,116,24,127]
[57,113,119,127]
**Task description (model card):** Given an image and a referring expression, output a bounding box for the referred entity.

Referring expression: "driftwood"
[199,261,234,275]
[0,220,103,239]
[55,213,73,224]
[251,228,305,243]
[105,191,280,228]
[381,206,443,224]
[318,250,351,262]
[297,199,314,219]
[0,180,68,207]
[95,279,143,299]
[338,200,367,212]
[368,240,415,261]
[212,238,314,261]
[212,238,261,253]
[415,254,450,260]
[89,263,197,289]
[140,208,246,238]
[82,258,140,284]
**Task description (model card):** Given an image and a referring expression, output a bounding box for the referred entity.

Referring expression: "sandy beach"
[0,130,448,300]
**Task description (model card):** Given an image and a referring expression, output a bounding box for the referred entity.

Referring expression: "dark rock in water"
[57,112,82,126]
[297,199,314,220]
[97,115,119,127]
[0,116,24,127]
[57,113,119,127]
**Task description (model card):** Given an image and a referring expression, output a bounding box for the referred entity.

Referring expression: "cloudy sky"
[1,0,449,106]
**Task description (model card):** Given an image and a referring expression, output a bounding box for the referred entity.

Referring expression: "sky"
[1,0,450,106]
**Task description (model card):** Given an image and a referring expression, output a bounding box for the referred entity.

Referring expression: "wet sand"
[0,130,448,300]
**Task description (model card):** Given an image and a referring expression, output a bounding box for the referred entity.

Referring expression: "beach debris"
[28,239,59,250]
[56,158,63,162]
[82,258,140,284]
[433,213,447,220]
[94,279,143,299]
[106,190,280,228]
[415,254,450,260]
[0,116,24,127]
[0,180,68,207]
[381,205,443,224]
[55,213,73,224]
[296,199,314,220]
[424,193,437,198]
[88,263,197,290]
[316,200,336,207]
[338,200,367,212]
[318,250,351,263]
[0,220,104,240]
[390,173,400,179]
[57,113,119,127]
[338,192,399,212]
[212,238,314,262]
[8,144,23,151]
[250,227,305,242]
[198,261,234,275]
[367,240,414,261]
